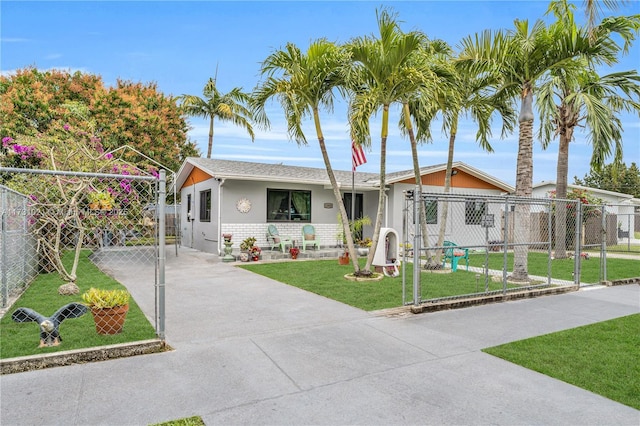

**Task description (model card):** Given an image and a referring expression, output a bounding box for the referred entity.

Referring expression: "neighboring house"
[532,181,640,239]
[174,158,514,255]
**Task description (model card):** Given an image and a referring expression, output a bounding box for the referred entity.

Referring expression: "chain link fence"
[0,167,167,338]
[401,189,589,306]
[1,185,39,308]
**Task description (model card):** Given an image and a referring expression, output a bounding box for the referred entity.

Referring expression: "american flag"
[352,141,367,171]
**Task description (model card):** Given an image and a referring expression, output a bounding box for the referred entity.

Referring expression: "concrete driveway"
[1,247,638,425]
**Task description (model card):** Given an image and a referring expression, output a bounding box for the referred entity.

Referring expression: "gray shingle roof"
[176,158,514,193]
[188,157,381,188]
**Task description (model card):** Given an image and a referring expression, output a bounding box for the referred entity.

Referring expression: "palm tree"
[346,8,434,273]
[179,78,259,158]
[457,10,608,281]
[539,1,640,258]
[252,40,363,274]
[412,63,516,265]
[386,39,454,269]
[583,0,629,42]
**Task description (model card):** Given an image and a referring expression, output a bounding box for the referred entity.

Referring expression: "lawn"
[467,251,639,283]
[483,314,640,410]
[240,259,520,311]
[241,252,639,311]
[0,250,157,359]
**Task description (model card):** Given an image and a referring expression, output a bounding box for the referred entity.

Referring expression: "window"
[465,200,486,225]
[199,190,211,222]
[186,194,192,220]
[424,199,438,224]
[267,189,311,222]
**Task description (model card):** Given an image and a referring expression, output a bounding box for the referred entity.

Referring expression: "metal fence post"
[601,205,607,283]
[1,186,7,308]
[502,197,510,294]
[574,201,582,286]
[547,199,552,286]
[157,170,166,340]
[401,193,407,305]
[413,186,421,306]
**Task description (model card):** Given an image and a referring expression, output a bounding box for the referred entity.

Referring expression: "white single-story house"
[174,158,515,255]
[532,181,639,238]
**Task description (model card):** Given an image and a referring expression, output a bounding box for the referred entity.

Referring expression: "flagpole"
[351,167,356,224]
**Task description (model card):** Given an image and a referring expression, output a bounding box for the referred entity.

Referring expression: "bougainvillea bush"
[2,120,157,285]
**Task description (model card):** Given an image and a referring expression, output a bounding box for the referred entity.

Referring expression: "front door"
[343,193,364,240]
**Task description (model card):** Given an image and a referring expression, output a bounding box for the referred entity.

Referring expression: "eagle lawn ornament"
[12,303,88,347]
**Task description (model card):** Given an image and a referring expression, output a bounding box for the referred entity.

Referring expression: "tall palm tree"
[412,63,516,265]
[346,8,434,273]
[252,40,363,273]
[179,78,259,158]
[539,1,640,258]
[457,11,606,281]
[391,39,454,269]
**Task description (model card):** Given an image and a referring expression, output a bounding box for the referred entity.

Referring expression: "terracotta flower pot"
[90,305,129,335]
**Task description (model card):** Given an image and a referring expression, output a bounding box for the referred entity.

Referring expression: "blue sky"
[2,0,639,187]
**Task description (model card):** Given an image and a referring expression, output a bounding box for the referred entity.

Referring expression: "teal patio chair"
[266,224,293,253]
[442,240,469,272]
[301,224,320,252]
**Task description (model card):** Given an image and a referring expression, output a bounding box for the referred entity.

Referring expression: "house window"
[267,189,311,222]
[424,199,438,224]
[465,200,486,225]
[187,194,192,221]
[199,190,211,222]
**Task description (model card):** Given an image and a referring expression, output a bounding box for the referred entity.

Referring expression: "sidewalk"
[1,247,638,425]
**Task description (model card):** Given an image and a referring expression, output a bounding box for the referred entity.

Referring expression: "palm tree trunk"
[403,103,435,268]
[313,108,360,273]
[207,116,214,158]
[511,88,534,281]
[554,121,571,259]
[436,115,458,265]
[365,104,389,273]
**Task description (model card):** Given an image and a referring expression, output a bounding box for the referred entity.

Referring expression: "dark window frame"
[424,199,438,224]
[465,200,486,225]
[199,189,211,222]
[267,189,311,222]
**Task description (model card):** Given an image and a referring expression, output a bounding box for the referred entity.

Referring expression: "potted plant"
[88,191,115,210]
[356,237,372,256]
[289,247,300,259]
[249,245,262,261]
[82,287,130,335]
[240,236,257,252]
[338,250,350,265]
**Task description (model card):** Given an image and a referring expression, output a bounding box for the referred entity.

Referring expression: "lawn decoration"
[12,302,88,347]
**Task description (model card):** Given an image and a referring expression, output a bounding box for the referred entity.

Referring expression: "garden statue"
[12,302,88,347]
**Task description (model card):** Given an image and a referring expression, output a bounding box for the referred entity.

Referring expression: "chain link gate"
[0,167,166,340]
[402,188,583,306]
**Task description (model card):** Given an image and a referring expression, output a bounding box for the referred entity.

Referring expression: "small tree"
[3,122,154,289]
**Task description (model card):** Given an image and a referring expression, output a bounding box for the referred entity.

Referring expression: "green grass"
[240,259,520,311]
[0,250,156,359]
[151,416,206,426]
[483,314,640,409]
[241,252,639,310]
[467,251,639,283]
[606,243,640,253]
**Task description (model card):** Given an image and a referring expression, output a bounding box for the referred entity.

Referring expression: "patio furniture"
[442,240,469,272]
[301,224,320,252]
[266,225,293,253]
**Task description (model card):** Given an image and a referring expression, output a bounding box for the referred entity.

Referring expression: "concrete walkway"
[1,247,639,425]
